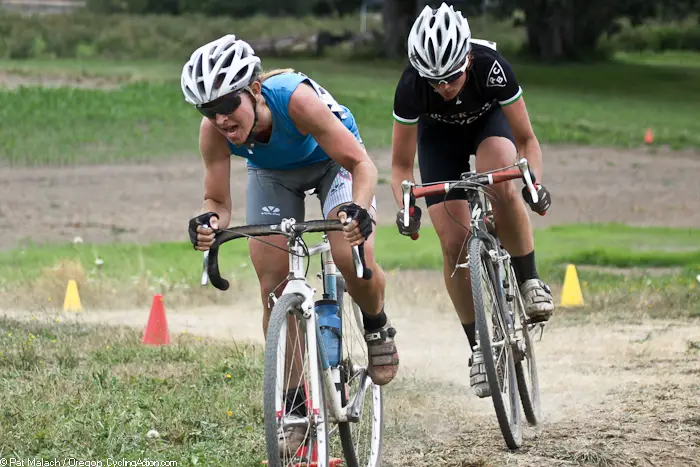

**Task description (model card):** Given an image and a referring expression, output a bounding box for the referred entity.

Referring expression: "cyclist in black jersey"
[390,3,554,398]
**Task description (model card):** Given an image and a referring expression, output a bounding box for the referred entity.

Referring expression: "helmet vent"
[442,42,453,67]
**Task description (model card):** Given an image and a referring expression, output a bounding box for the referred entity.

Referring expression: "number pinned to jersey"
[301,73,347,118]
[486,60,507,88]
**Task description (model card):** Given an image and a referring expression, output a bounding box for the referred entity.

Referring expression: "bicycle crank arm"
[347,370,371,423]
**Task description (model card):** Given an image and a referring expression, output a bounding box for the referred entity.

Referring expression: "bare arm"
[199,117,233,228]
[288,83,377,210]
[502,97,544,182]
[390,121,418,207]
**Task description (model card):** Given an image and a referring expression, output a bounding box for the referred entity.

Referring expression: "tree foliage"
[83,0,700,61]
[490,0,700,61]
[86,0,363,16]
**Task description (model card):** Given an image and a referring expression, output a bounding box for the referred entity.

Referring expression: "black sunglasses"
[425,68,464,86]
[196,92,243,119]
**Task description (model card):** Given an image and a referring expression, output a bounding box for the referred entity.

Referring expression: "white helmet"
[181,34,261,106]
[407,3,471,79]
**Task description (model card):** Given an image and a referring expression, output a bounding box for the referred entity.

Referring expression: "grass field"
[2,52,700,165]
[0,317,266,464]
[2,224,699,316]
[4,224,700,284]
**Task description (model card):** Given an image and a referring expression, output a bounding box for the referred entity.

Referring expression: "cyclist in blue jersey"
[180,35,399,454]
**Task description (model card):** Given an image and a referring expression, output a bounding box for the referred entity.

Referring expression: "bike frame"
[266,219,372,432]
[400,158,542,362]
[472,190,542,347]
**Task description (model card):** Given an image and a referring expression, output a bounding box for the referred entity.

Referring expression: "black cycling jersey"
[392,40,523,126]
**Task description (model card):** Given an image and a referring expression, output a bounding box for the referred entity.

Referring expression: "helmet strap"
[243,86,260,149]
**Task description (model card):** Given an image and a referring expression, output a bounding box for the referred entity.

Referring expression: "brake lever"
[201,251,209,286]
[342,215,365,279]
[200,223,210,286]
[517,158,539,204]
[339,212,373,280]
[401,180,413,227]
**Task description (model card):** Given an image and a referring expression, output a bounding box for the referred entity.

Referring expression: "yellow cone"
[560,264,584,307]
[63,279,83,311]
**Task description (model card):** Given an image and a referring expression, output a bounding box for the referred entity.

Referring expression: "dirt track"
[2,144,700,251]
[5,281,700,466]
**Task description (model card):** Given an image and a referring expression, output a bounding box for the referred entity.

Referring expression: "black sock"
[462,322,476,350]
[362,307,387,330]
[511,251,539,285]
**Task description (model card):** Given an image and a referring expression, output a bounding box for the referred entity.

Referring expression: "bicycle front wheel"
[336,275,383,467]
[263,293,330,466]
[469,237,523,450]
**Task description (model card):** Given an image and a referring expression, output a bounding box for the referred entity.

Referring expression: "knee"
[491,180,519,206]
[256,265,289,298]
[439,234,469,265]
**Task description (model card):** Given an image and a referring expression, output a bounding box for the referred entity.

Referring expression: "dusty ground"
[0,71,123,90]
[4,277,699,466]
[2,144,700,251]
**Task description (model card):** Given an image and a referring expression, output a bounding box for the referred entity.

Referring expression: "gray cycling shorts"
[246,159,377,225]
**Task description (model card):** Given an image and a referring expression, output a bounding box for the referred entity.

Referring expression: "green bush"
[0,11,380,61]
[609,16,700,52]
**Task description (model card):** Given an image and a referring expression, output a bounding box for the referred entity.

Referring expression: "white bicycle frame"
[262,218,379,464]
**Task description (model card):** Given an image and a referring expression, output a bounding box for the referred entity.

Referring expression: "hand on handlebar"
[188,211,219,251]
[396,205,422,238]
[338,203,375,246]
[397,187,421,239]
[521,184,551,215]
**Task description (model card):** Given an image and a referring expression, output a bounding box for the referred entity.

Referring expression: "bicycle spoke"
[264,295,328,466]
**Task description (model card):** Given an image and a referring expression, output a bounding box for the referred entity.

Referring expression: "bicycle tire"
[508,263,541,426]
[263,293,330,466]
[469,237,523,450]
[335,275,384,467]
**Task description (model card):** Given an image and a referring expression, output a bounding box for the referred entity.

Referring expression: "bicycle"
[400,157,544,450]
[202,216,383,466]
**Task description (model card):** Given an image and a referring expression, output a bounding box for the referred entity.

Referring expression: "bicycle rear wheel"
[469,237,523,450]
[507,262,541,426]
[263,293,330,466]
[335,275,383,467]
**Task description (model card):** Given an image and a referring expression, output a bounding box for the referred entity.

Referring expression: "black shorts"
[417,107,516,208]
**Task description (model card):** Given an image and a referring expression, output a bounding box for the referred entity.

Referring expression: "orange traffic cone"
[644,128,654,145]
[142,294,170,346]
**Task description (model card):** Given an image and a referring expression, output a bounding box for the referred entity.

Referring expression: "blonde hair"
[258,68,295,82]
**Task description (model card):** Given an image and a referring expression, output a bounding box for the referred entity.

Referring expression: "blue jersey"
[227,72,362,170]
